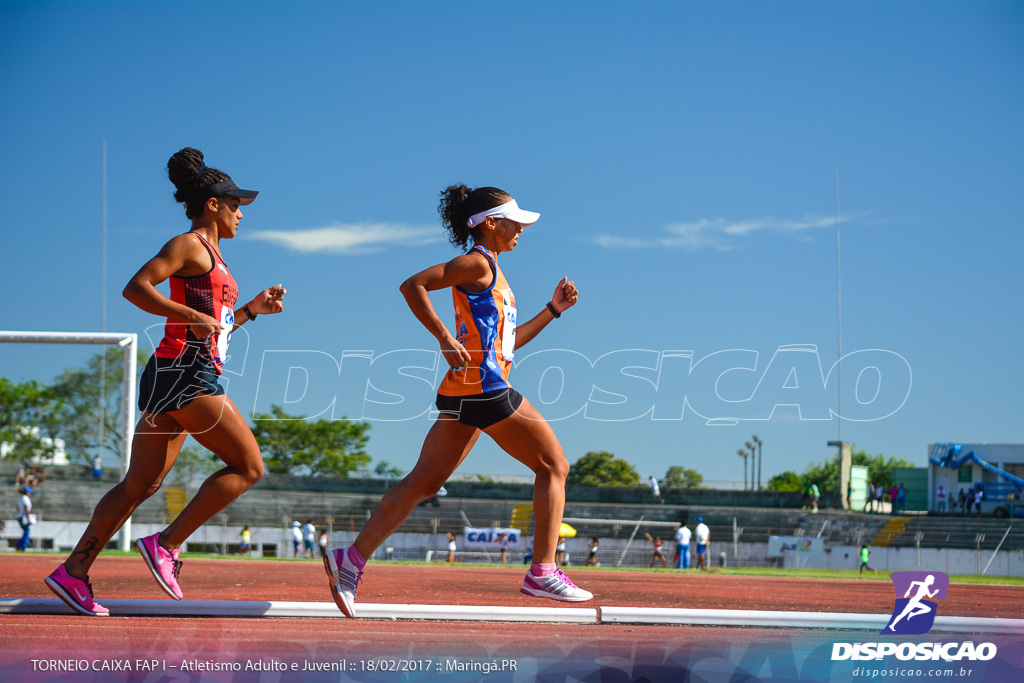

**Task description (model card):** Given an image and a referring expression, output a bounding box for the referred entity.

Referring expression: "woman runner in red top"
[324,184,591,616]
[45,147,285,616]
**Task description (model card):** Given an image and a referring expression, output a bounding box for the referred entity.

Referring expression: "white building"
[928,443,1024,517]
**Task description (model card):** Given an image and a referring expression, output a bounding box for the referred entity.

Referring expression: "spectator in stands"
[897,483,907,513]
[25,468,38,488]
[16,486,33,551]
[523,543,533,565]
[650,475,662,504]
[957,488,966,514]
[810,483,820,514]
[446,532,457,563]
[33,467,47,487]
[645,533,667,568]
[674,523,691,569]
[802,479,813,509]
[936,485,947,513]
[291,521,302,557]
[319,530,329,559]
[864,481,875,513]
[846,480,852,512]
[965,488,975,517]
[876,483,884,512]
[974,487,984,517]
[587,537,600,567]
[15,466,26,487]
[302,520,317,559]
[694,517,710,570]
[93,456,103,483]
[888,485,898,514]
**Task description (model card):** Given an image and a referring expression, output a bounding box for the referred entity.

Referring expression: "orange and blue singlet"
[438,245,517,397]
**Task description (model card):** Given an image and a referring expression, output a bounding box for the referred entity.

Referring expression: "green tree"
[0,378,64,462]
[566,451,641,487]
[766,470,803,492]
[797,447,915,496]
[50,347,148,465]
[373,460,404,478]
[663,465,704,489]
[168,445,221,486]
[251,405,371,477]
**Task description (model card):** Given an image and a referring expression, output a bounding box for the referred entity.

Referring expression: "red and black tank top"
[153,233,238,374]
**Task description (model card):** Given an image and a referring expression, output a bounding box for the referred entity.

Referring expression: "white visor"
[467,199,540,228]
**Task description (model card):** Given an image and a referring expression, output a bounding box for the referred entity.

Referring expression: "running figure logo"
[883,571,949,635]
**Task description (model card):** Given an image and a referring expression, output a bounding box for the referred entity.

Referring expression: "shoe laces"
[553,569,578,588]
[83,579,96,599]
[172,558,183,580]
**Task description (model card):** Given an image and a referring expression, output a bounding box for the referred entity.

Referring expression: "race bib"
[501,288,516,361]
[216,309,234,364]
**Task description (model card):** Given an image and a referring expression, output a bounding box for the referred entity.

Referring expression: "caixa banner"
[463,528,521,547]
[767,536,826,557]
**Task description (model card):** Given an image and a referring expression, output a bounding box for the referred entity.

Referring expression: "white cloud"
[246,223,444,254]
[593,213,851,251]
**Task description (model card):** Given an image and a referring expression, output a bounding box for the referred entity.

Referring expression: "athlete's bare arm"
[400,253,491,368]
[123,234,222,338]
[515,277,579,350]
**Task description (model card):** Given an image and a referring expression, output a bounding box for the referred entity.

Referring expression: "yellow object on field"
[559,522,577,538]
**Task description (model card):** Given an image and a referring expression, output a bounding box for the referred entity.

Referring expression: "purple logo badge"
[883,571,949,635]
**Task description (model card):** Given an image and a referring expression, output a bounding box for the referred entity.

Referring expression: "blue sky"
[1,1,1021,486]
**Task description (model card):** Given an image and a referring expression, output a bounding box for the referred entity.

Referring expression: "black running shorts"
[434,388,524,430]
[138,353,226,415]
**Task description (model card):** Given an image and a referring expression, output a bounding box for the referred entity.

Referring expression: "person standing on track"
[324,184,592,616]
[44,147,285,617]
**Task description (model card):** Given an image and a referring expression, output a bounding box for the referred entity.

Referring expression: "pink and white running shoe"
[323,546,363,617]
[521,569,593,602]
[45,564,109,616]
[136,533,183,600]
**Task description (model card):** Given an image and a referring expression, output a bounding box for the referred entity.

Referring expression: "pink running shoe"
[136,533,183,600]
[323,547,362,617]
[521,569,593,602]
[45,564,109,617]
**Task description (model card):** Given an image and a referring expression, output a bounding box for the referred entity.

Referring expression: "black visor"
[208,179,258,205]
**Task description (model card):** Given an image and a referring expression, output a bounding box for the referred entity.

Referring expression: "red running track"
[1,553,1021,677]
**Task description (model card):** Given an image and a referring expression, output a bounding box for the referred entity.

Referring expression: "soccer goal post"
[0,330,138,550]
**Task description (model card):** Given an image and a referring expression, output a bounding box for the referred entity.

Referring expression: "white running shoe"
[520,569,593,602]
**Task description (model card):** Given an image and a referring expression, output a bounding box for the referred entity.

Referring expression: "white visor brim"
[467,199,540,228]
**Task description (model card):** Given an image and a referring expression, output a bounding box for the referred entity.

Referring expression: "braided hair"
[437,184,511,251]
[166,147,232,220]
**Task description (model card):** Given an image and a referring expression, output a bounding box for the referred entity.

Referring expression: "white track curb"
[2,598,1021,634]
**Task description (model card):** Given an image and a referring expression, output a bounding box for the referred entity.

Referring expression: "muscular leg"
[65,412,187,579]
[353,416,481,560]
[158,393,264,549]
[483,397,569,565]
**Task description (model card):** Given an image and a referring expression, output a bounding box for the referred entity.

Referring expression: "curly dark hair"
[437,184,511,251]
[166,147,233,220]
